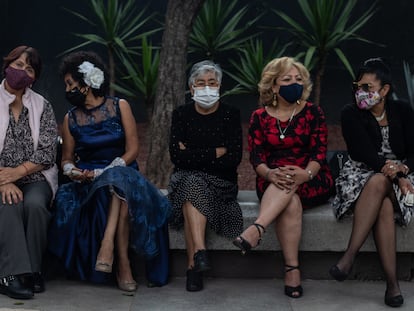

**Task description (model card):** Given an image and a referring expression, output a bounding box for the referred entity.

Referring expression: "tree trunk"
[313,55,327,106]
[145,0,205,187]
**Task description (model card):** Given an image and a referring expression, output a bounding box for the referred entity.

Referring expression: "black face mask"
[65,87,86,107]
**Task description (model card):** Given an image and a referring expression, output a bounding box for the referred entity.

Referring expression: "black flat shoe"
[21,273,45,294]
[384,291,404,308]
[232,223,265,255]
[329,265,348,282]
[186,269,203,292]
[32,273,45,293]
[284,265,303,298]
[0,275,33,299]
[193,250,211,272]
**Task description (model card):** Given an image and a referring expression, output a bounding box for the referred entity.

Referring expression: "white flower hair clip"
[78,61,104,89]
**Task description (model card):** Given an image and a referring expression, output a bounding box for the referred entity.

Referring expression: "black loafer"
[193,250,211,272]
[186,269,203,292]
[0,275,33,299]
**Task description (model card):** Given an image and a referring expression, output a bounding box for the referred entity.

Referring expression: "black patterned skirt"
[168,170,243,238]
[331,159,414,226]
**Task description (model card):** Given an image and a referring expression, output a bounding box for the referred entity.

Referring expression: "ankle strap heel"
[253,223,265,245]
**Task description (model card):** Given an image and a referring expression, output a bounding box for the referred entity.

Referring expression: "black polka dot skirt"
[168,170,243,238]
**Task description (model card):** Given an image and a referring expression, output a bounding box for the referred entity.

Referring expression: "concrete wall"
[1,0,414,124]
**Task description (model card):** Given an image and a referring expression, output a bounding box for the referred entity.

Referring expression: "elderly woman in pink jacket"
[0,46,58,300]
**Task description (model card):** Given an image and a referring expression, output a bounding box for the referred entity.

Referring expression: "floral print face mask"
[355,89,382,110]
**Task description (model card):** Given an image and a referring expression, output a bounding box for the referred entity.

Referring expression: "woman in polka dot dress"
[168,60,243,292]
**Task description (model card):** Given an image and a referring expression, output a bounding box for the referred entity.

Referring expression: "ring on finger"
[389,165,394,169]
[286,174,291,178]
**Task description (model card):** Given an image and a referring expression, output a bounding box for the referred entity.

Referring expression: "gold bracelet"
[307,169,313,181]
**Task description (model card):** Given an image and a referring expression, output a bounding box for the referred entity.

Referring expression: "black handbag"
[327,150,349,180]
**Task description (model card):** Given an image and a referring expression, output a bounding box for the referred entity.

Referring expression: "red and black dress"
[248,102,334,207]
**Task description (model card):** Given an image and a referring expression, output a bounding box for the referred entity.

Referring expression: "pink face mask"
[355,89,382,110]
[5,66,34,90]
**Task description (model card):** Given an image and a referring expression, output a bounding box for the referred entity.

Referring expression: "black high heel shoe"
[186,268,203,292]
[193,249,211,272]
[232,223,265,255]
[329,265,349,282]
[284,265,303,298]
[384,291,404,308]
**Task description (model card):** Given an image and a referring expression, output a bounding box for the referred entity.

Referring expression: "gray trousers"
[0,181,52,278]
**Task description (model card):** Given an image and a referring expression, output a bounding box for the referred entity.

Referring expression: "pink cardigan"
[0,80,58,197]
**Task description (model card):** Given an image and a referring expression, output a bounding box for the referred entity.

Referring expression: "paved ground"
[0,277,413,311]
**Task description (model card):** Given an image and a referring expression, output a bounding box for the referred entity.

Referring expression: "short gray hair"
[188,60,222,86]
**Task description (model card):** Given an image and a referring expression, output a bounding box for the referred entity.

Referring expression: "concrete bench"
[166,190,414,279]
[168,190,414,253]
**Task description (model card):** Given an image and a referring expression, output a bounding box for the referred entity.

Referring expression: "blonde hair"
[258,56,312,106]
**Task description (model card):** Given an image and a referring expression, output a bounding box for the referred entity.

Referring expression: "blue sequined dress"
[48,97,171,285]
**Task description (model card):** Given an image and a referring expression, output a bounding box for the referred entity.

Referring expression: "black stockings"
[337,174,400,295]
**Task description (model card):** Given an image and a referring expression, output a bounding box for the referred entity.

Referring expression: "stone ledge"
[168,190,414,253]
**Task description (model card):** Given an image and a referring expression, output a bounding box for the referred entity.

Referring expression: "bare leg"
[96,194,121,270]
[116,200,135,284]
[336,174,393,273]
[275,194,302,296]
[373,197,400,297]
[237,184,297,246]
[183,201,206,268]
[183,205,195,269]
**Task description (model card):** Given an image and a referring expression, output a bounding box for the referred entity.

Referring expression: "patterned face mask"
[355,89,382,110]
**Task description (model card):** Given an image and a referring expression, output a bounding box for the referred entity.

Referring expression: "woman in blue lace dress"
[48,51,171,291]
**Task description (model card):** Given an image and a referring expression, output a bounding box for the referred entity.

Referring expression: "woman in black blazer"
[330,58,414,308]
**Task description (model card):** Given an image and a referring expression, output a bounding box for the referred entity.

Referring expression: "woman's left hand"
[0,167,20,186]
[398,178,414,196]
[281,165,310,186]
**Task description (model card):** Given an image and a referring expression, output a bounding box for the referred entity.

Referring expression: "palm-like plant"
[224,38,291,97]
[189,0,261,61]
[403,60,414,108]
[273,0,380,105]
[61,0,161,94]
[114,37,160,111]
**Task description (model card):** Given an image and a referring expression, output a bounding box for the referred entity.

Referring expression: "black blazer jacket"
[341,99,414,172]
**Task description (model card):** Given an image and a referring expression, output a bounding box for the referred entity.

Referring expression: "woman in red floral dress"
[233,56,334,298]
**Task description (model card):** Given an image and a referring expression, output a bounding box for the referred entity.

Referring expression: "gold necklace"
[277,108,296,139]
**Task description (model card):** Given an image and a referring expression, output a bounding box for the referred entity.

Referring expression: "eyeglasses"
[352,82,373,92]
[193,79,219,88]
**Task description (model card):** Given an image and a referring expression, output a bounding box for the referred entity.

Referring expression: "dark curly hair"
[59,51,109,97]
[2,46,42,80]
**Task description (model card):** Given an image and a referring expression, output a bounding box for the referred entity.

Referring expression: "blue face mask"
[278,83,303,103]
